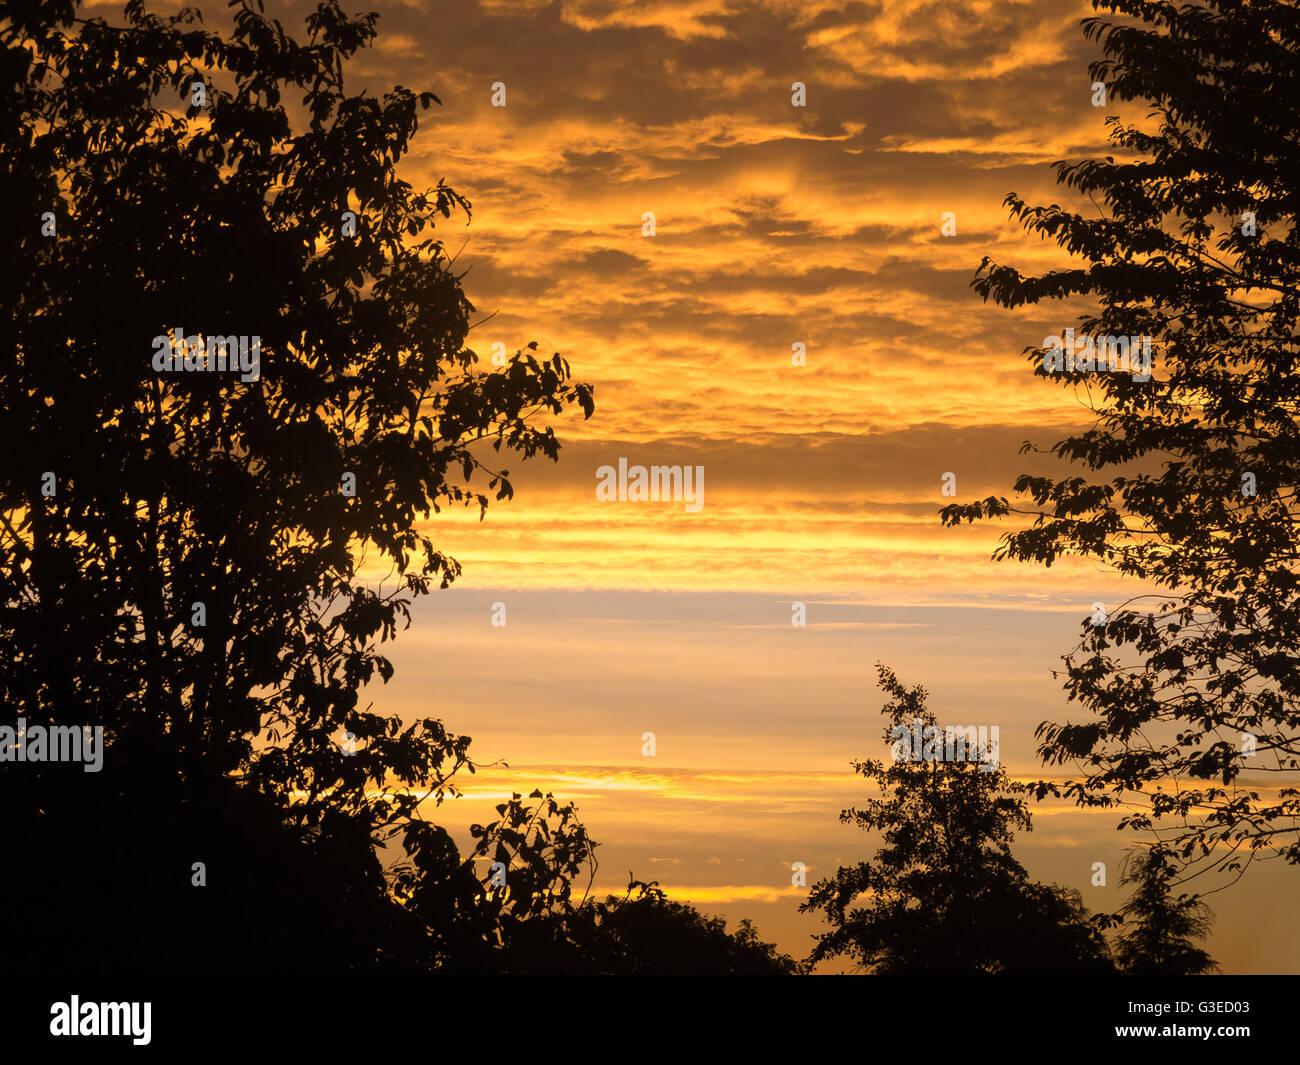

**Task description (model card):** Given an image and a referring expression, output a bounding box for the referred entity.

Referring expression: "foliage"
[942,0,1300,887]
[1114,847,1219,974]
[0,0,594,971]
[802,665,1114,973]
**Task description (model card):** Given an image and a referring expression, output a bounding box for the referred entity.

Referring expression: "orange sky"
[183,0,1298,971]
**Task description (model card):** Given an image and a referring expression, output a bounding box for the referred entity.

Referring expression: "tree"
[941,0,1300,890]
[1114,847,1218,974]
[569,880,799,975]
[392,788,603,972]
[801,665,1114,973]
[466,875,800,975]
[0,0,594,970]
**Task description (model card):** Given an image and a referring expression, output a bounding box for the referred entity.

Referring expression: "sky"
[152,0,1297,970]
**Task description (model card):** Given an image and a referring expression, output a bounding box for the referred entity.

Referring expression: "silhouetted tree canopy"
[801,666,1114,973]
[476,877,799,975]
[0,0,608,971]
[1114,847,1219,974]
[574,880,798,975]
[942,0,1300,889]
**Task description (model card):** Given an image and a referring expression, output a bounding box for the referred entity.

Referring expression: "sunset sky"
[173,0,1296,970]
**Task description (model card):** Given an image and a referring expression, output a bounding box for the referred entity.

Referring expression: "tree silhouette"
[464,875,799,975]
[0,0,798,977]
[569,880,799,975]
[1114,847,1218,974]
[941,0,1300,889]
[801,665,1114,973]
[0,0,600,971]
